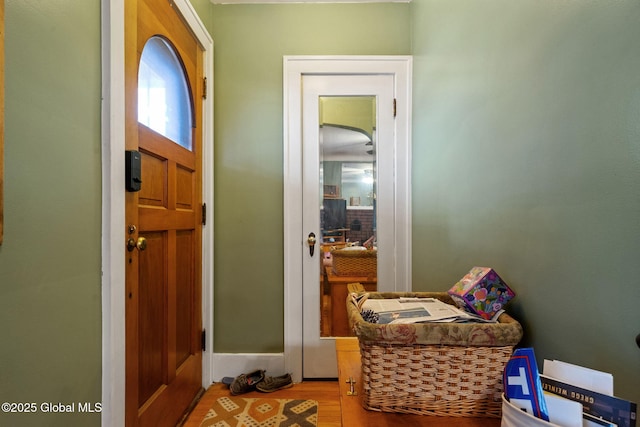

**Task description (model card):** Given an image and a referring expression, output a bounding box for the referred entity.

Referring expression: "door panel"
[176,166,195,209]
[175,229,195,368]
[125,0,204,425]
[301,74,394,378]
[139,150,167,207]
[138,231,166,406]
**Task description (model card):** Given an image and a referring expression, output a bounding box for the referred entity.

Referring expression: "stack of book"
[503,348,637,427]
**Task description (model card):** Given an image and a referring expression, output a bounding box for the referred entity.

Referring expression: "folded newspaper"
[360,296,503,324]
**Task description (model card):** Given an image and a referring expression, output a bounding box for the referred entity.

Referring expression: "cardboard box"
[448,267,515,320]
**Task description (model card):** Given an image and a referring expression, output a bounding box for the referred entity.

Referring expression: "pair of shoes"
[221,371,294,395]
[223,369,265,395]
[256,373,293,393]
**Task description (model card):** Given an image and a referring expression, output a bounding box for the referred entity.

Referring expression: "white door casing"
[283,56,412,382]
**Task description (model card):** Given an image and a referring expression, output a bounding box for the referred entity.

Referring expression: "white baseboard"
[212,353,286,384]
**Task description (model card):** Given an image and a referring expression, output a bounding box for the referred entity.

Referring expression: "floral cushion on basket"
[347,291,523,347]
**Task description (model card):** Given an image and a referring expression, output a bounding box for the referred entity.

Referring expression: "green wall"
[0,1,102,426]
[410,0,640,402]
[209,0,639,403]
[0,2,638,426]
[209,3,411,353]
[189,0,213,29]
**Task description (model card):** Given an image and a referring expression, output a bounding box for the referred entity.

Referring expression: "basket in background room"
[331,247,377,276]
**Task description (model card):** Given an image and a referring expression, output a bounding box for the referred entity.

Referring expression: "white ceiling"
[211,0,409,4]
[320,124,373,162]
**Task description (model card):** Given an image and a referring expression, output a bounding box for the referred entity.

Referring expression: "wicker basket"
[347,291,523,417]
[331,248,377,276]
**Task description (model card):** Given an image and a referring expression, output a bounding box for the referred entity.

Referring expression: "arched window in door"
[138,36,193,151]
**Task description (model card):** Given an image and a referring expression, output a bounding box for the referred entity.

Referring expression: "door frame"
[101,1,214,425]
[283,56,412,382]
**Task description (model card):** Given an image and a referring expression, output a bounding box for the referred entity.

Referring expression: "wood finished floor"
[181,381,341,427]
[181,279,346,426]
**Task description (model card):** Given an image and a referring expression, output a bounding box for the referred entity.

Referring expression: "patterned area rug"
[199,396,318,427]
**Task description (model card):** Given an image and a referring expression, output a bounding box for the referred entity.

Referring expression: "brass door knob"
[307,232,316,257]
[127,237,147,252]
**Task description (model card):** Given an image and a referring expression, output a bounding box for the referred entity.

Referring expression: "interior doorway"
[283,56,413,382]
[302,74,393,378]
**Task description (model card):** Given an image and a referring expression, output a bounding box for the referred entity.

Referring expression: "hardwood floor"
[181,381,342,427]
[181,292,502,426]
[181,282,343,426]
[181,339,502,427]
[182,288,501,426]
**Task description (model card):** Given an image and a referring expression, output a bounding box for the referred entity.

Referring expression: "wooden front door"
[125,0,204,426]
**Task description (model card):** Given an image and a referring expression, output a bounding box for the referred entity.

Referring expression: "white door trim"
[101,1,214,425]
[283,56,412,382]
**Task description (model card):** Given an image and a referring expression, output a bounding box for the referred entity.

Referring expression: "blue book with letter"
[503,347,550,421]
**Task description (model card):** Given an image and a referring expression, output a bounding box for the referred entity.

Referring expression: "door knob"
[307,232,316,257]
[127,237,147,252]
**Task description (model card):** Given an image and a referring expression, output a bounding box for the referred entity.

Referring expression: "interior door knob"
[307,232,316,257]
[127,237,147,252]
